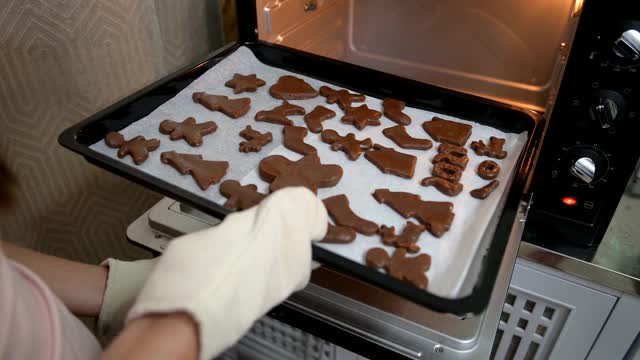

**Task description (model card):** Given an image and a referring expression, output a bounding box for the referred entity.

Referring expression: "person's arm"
[101,312,199,360]
[1,241,107,316]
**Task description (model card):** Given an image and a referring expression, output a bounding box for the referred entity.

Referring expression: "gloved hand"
[97,258,157,341]
[126,187,328,360]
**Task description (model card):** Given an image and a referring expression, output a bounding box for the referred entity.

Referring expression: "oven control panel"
[527,3,640,247]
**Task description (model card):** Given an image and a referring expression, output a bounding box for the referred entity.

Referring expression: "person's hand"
[126,187,328,360]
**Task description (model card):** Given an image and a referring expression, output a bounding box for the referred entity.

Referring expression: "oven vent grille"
[491,287,569,360]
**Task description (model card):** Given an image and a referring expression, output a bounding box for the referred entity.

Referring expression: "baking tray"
[59,41,542,315]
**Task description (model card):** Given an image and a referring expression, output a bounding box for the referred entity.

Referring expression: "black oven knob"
[613,29,640,62]
[589,90,625,128]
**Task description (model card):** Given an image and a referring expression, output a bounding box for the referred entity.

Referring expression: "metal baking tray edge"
[58,41,543,315]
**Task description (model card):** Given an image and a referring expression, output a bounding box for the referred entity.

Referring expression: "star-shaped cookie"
[224,73,266,94]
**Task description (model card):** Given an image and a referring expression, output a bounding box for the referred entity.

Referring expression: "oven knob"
[589,90,625,129]
[570,157,596,183]
[566,145,609,185]
[613,29,640,61]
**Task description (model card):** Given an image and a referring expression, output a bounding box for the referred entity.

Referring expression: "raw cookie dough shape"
[259,154,343,193]
[420,176,464,196]
[422,116,472,146]
[432,161,463,183]
[470,180,500,199]
[104,131,159,165]
[477,160,500,180]
[320,129,372,160]
[341,104,382,130]
[304,105,336,133]
[255,100,305,126]
[323,194,379,235]
[219,180,267,210]
[382,125,433,150]
[320,224,357,244]
[365,144,417,179]
[269,75,318,100]
[433,143,469,169]
[319,85,366,110]
[379,222,426,253]
[192,92,250,119]
[224,73,266,94]
[365,247,431,289]
[160,151,228,190]
[159,117,217,147]
[283,125,317,155]
[372,189,455,237]
[382,98,411,125]
[471,137,508,159]
[239,125,273,153]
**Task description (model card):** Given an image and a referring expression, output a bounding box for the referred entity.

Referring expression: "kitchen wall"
[0,0,228,263]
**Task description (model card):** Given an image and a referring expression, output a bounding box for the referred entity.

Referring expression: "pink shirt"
[0,248,102,360]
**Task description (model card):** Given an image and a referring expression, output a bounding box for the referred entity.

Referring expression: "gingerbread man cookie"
[320,129,372,160]
[159,117,217,147]
[259,154,343,193]
[104,131,159,165]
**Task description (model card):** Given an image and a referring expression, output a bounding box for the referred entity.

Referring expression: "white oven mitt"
[126,187,328,360]
[97,257,158,341]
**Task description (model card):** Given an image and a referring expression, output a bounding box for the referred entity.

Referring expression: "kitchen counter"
[521,190,640,296]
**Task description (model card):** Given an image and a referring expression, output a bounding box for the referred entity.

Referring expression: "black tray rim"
[59,41,543,315]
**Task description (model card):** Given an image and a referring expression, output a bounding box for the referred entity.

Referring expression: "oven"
[58,0,640,359]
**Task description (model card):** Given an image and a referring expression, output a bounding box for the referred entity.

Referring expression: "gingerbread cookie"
[382,125,433,150]
[420,176,463,196]
[320,129,372,160]
[323,194,378,235]
[320,224,357,244]
[432,153,469,170]
[219,180,266,210]
[433,143,469,169]
[319,86,366,110]
[192,92,250,118]
[159,117,217,147]
[104,131,159,165]
[477,160,500,180]
[438,143,468,157]
[255,100,305,126]
[160,151,228,190]
[259,154,342,193]
[379,222,426,253]
[283,125,316,155]
[341,105,382,130]
[422,116,472,146]
[269,75,318,100]
[432,161,462,183]
[470,180,500,199]
[304,105,336,133]
[239,126,273,153]
[365,248,431,289]
[224,73,266,94]
[471,137,507,159]
[372,189,454,237]
[382,98,411,125]
[365,144,417,179]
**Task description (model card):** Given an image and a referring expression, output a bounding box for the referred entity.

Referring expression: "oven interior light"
[562,196,577,206]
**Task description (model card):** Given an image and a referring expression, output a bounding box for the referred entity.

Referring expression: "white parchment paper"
[90,46,528,297]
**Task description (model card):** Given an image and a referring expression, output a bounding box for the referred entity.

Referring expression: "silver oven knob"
[590,98,617,128]
[570,157,596,183]
[613,29,640,61]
